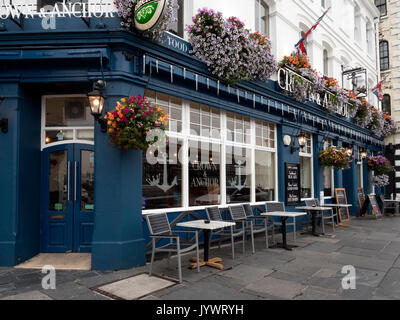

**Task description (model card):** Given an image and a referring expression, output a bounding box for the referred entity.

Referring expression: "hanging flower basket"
[104,96,169,150]
[187,9,277,84]
[367,156,393,176]
[319,146,353,170]
[114,0,178,40]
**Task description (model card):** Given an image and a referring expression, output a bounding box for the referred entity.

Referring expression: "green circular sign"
[134,0,167,32]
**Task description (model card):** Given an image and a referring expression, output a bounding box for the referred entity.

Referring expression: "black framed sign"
[285,163,301,206]
[335,188,350,222]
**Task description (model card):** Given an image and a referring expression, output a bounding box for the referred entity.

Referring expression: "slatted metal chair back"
[266,202,285,213]
[206,207,223,221]
[146,213,171,235]
[305,199,317,207]
[229,205,247,221]
[243,204,254,218]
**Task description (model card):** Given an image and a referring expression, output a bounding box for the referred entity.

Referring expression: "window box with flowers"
[105,96,169,150]
[319,146,353,170]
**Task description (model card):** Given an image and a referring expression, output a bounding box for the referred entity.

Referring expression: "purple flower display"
[187,8,277,84]
[372,174,390,187]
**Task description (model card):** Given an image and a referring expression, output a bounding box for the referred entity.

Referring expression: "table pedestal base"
[189,257,224,270]
[301,231,321,237]
[269,243,298,251]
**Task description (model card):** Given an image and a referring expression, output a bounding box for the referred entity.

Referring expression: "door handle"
[74,161,77,201]
[67,161,70,201]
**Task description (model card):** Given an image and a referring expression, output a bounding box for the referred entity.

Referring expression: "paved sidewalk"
[1,216,400,300]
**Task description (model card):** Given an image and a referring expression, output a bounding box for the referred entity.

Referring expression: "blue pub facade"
[0,15,384,270]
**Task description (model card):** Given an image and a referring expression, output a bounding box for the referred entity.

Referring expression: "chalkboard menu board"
[285,163,301,206]
[335,188,350,222]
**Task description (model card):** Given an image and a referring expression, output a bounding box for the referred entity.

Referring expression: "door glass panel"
[81,150,95,211]
[49,150,68,211]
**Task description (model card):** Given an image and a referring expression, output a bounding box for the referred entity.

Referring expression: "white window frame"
[322,139,334,199]
[41,94,94,151]
[299,132,314,201]
[142,90,278,215]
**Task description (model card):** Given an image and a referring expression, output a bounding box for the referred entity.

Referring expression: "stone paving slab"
[0,290,53,300]
[243,277,306,300]
[96,274,176,300]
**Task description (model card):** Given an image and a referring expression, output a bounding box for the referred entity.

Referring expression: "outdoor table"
[321,204,352,226]
[296,206,333,236]
[260,212,307,251]
[176,220,236,271]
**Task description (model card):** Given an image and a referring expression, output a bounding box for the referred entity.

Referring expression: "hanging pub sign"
[134,0,167,32]
[285,163,301,206]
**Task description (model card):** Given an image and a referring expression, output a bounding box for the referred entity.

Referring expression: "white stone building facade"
[380,0,400,145]
[179,0,380,106]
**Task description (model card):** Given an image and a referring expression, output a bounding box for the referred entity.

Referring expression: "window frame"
[322,139,335,198]
[142,90,278,214]
[375,0,387,17]
[299,132,314,201]
[255,0,270,37]
[382,94,391,115]
[380,41,390,71]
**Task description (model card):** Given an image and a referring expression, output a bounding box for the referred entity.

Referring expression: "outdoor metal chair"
[305,199,336,234]
[205,206,246,260]
[229,205,255,255]
[242,204,270,248]
[265,202,297,243]
[145,213,200,283]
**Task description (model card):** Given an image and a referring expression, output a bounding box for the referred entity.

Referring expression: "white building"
[175,0,381,106]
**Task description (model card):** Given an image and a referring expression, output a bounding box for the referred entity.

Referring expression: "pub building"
[0,8,384,270]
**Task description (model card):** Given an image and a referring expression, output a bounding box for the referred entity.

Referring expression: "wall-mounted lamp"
[361,151,368,160]
[345,147,354,157]
[290,132,307,154]
[0,97,8,134]
[88,80,107,133]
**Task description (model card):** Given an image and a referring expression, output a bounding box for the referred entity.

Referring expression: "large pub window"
[380,41,390,71]
[300,132,313,200]
[169,0,184,38]
[322,139,334,198]
[143,89,277,212]
[375,0,387,17]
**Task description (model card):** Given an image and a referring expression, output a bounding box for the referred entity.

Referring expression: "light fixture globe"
[361,151,368,159]
[88,81,106,117]
[346,147,353,157]
[297,132,307,148]
[87,80,107,133]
